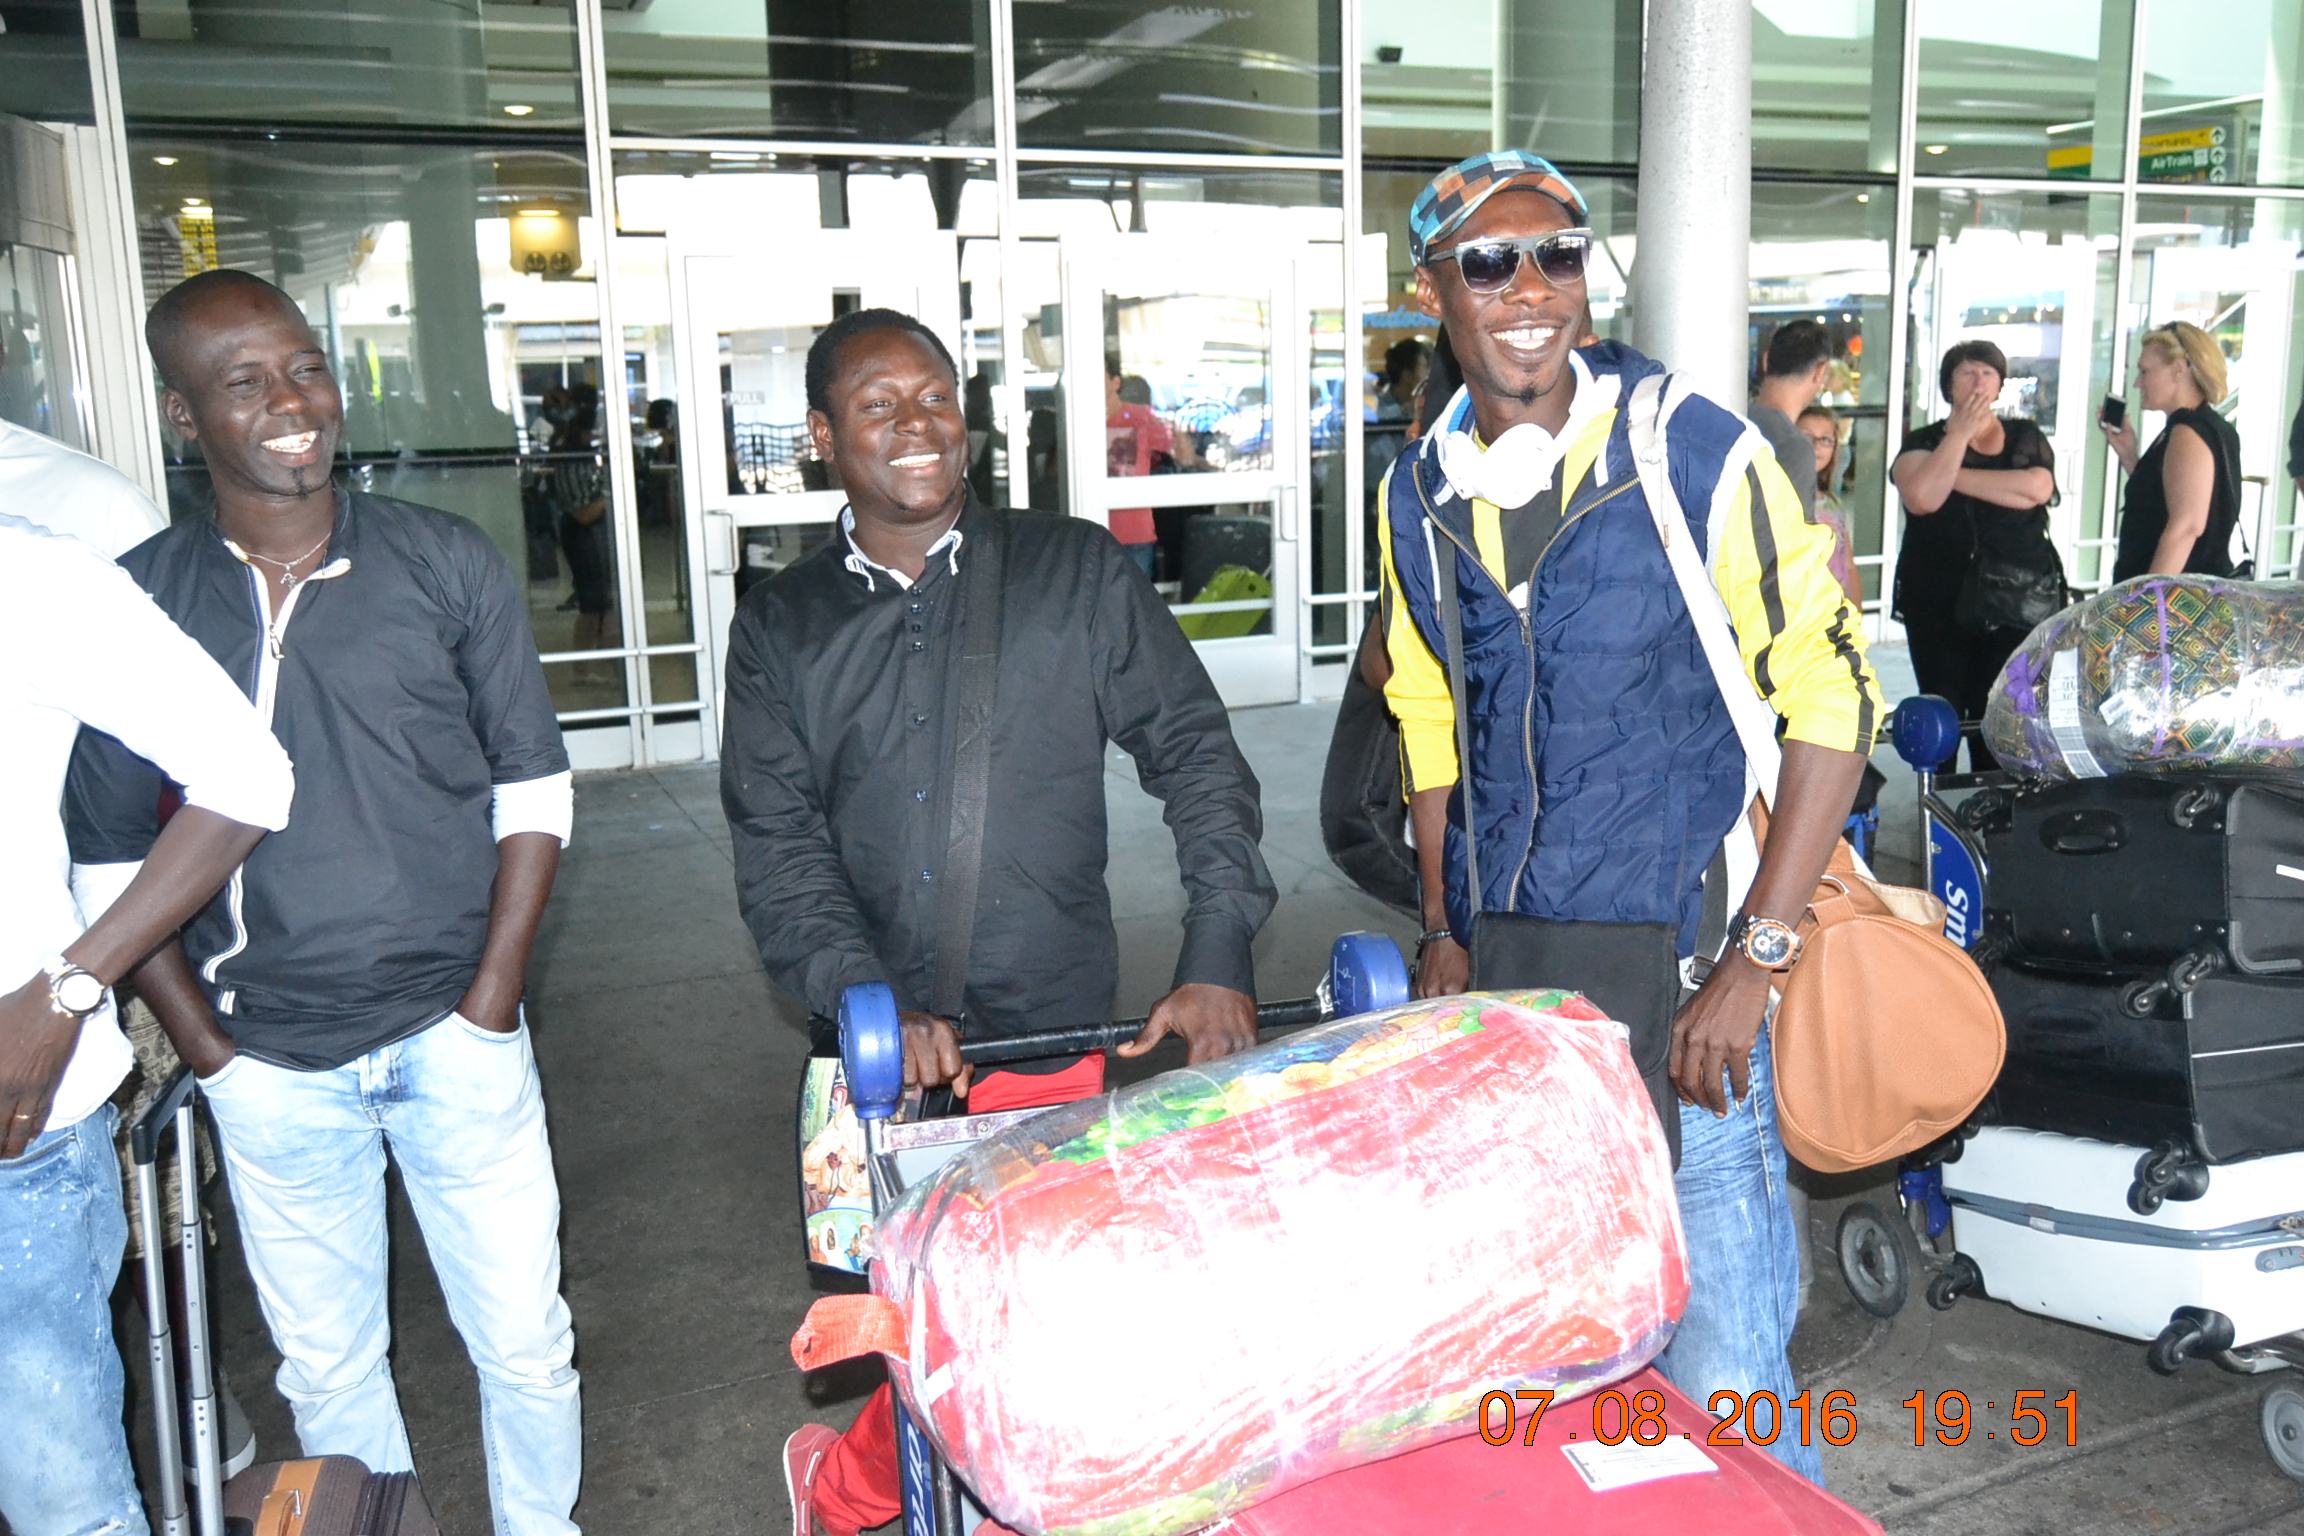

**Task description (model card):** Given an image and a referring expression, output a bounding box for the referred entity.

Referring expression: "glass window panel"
[734,521,838,603]
[615,239,698,684]
[0,5,93,123]
[2121,194,2304,579]
[1018,165,1338,545]
[616,151,1000,502]
[1917,0,2134,180]
[116,1,580,131]
[130,137,618,684]
[0,241,92,452]
[603,0,993,144]
[1905,189,2122,591]
[2141,0,2304,186]
[1014,0,1338,156]
[1751,183,1894,602]
[1362,0,1640,164]
[1753,0,1906,174]
[543,657,628,719]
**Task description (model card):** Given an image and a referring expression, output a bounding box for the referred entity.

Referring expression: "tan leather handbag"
[1629,375,2005,1173]
[1750,805,2006,1171]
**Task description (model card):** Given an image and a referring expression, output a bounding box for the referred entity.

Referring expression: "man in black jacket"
[730,309,1275,1536]
[68,270,581,1534]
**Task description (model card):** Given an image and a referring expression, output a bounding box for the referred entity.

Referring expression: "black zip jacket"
[721,502,1275,1056]
[65,490,568,1069]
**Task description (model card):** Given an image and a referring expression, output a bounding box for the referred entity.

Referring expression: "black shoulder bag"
[1424,491,1683,1165]
[793,511,1007,1274]
[1953,425,2067,634]
[929,511,1008,1023]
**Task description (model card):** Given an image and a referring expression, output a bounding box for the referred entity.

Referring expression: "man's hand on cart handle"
[1118,983,1258,1066]
[900,1010,974,1099]
[1415,935,1469,999]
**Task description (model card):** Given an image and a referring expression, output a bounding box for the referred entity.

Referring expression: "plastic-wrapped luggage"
[1982,575,2304,780]
[791,991,1686,1536]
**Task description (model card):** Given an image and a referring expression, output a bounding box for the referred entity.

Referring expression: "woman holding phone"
[2102,321,2242,582]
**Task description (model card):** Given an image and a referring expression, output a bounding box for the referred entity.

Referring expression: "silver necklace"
[245,533,332,588]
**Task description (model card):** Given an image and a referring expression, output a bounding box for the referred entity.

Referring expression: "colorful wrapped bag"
[791,991,1686,1536]
[1984,575,2304,779]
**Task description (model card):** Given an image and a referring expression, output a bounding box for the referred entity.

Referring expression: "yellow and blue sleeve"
[1713,448,1882,754]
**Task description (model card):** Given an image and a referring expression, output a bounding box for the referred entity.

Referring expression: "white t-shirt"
[0,417,166,558]
[0,515,294,1130]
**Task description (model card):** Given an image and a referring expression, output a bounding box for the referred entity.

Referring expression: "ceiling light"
[503,103,534,117]
[517,208,560,218]
[182,197,205,207]
[153,155,178,166]
[1925,143,1948,155]
[1856,192,1870,202]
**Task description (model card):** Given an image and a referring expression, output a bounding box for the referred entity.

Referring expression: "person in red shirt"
[1104,360,1169,577]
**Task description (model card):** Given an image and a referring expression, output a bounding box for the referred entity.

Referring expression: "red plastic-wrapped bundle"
[791,993,1687,1536]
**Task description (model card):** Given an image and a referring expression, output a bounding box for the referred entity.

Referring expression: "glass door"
[669,230,965,728]
[1059,237,1308,708]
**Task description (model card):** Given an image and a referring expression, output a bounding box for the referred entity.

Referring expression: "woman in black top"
[2104,321,2241,582]
[1891,339,2059,770]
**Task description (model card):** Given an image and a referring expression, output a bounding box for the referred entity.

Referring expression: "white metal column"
[1632,0,1751,406]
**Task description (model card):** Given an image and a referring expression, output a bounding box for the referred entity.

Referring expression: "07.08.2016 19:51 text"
[1476,1387,2080,1448]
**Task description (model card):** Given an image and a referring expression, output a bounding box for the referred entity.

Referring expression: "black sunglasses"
[1426,228,1595,293]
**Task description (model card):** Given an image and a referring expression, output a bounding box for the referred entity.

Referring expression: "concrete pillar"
[1633,0,1750,406]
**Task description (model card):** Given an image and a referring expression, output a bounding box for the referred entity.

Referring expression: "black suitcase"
[134,1069,440,1536]
[1985,955,2304,1164]
[1980,776,2304,973]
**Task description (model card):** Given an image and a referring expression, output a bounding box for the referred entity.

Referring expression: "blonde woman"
[2103,321,2243,581]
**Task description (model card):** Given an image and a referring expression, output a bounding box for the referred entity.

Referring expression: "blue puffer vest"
[1387,341,1751,957]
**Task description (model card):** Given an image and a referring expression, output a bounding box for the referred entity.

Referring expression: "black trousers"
[1903,608,2027,771]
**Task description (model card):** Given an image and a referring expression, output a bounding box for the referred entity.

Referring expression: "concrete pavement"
[126,650,2304,1534]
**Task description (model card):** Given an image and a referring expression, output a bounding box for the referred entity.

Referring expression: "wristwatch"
[41,957,107,1019]
[1416,928,1455,952]
[1725,914,1804,972]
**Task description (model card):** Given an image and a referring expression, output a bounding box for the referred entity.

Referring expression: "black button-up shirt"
[721,501,1275,1057]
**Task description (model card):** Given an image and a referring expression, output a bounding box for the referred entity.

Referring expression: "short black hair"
[1384,336,1432,389]
[805,308,958,416]
[145,268,305,390]
[1762,319,1832,381]
[1939,338,2009,403]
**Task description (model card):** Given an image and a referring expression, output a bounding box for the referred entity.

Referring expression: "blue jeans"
[1121,541,1157,579]
[0,1106,149,1536]
[1654,1022,1824,1486]
[201,1014,581,1535]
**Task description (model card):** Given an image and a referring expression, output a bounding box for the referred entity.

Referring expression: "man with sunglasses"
[1379,151,1879,1486]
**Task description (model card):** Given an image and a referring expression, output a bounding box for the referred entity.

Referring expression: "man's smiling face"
[807,328,968,528]
[1413,188,1586,425]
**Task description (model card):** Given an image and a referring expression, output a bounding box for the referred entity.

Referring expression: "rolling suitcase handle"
[133,1066,223,1536]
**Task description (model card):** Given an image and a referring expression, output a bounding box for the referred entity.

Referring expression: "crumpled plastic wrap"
[801,991,1686,1536]
[1983,576,2304,780]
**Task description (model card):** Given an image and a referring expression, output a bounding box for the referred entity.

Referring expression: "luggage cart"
[1832,696,2304,1483]
[829,934,1884,1535]
[836,930,1413,1536]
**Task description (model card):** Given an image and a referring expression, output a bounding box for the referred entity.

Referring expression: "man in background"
[1749,318,1834,515]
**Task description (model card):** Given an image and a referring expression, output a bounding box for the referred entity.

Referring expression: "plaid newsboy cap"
[1408,150,1589,265]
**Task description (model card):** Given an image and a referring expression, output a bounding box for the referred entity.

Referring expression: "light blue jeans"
[1654,1022,1825,1486]
[0,1105,149,1536]
[201,1013,581,1535]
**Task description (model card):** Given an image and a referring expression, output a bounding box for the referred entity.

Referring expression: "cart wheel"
[2263,1386,2304,1483]
[1837,1203,1917,1318]
[1926,1253,1983,1312]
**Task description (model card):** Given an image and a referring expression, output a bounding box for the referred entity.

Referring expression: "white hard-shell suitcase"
[1941,1126,2304,1364]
